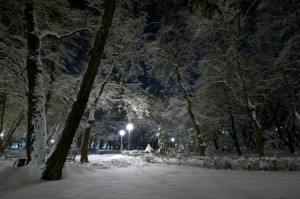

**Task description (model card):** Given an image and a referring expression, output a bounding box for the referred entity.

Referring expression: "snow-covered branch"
[203,62,243,107]
[0,42,7,47]
[39,27,88,40]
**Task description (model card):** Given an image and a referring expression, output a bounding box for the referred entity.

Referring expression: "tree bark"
[80,68,112,163]
[45,61,56,115]
[234,11,264,157]
[271,101,295,154]
[80,118,93,163]
[280,68,298,152]
[42,0,116,180]
[229,114,242,156]
[224,87,242,156]
[285,113,296,153]
[174,65,205,155]
[25,0,47,165]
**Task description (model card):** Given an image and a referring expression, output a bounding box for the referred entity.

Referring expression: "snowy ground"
[0,154,300,199]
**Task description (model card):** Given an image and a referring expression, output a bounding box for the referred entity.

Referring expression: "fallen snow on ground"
[0,154,300,199]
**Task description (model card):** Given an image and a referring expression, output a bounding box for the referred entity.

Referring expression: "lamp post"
[119,130,125,151]
[126,123,134,150]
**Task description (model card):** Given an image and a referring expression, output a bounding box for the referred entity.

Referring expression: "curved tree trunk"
[80,66,112,163]
[174,65,205,156]
[42,0,116,180]
[25,0,47,165]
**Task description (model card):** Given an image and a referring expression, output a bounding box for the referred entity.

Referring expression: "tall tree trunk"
[285,113,296,153]
[271,101,295,154]
[80,111,94,163]
[80,67,112,163]
[234,11,264,157]
[213,131,219,150]
[280,68,298,152]
[25,0,47,165]
[224,87,242,156]
[229,114,242,156]
[42,0,116,180]
[0,94,6,152]
[174,65,205,155]
[45,61,56,115]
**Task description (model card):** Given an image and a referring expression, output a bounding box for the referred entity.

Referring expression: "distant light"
[171,138,175,142]
[0,133,3,137]
[126,123,134,131]
[51,139,55,143]
[119,130,125,136]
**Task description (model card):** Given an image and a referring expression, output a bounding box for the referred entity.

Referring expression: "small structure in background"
[145,144,153,153]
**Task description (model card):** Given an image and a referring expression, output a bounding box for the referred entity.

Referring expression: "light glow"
[119,130,125,136]
[126,123,134,131]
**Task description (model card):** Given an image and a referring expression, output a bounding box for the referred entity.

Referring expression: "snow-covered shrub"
[151,152,300,171]
[259,158,277,171]
[238,157,259,170]
[143,154,155,163]
[213,157,223,169]
[221,157,233,170]
[281,157,299,171]
[203,157,215,168]
[258,157,300,171]
[202,157,232,169]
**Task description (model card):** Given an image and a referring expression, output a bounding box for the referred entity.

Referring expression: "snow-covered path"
[0,154,300,199]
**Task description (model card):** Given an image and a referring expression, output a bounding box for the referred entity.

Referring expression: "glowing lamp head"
[119,130,125,136]
[126,123,134,131]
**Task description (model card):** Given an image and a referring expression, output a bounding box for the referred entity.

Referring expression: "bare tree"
[145,3,207,155]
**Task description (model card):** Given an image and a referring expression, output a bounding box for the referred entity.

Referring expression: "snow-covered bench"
[4,149,27,167]
[4,149,27,160]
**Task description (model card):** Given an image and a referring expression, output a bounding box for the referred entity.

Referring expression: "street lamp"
[126,123,134,150]
[119,130,125,151]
